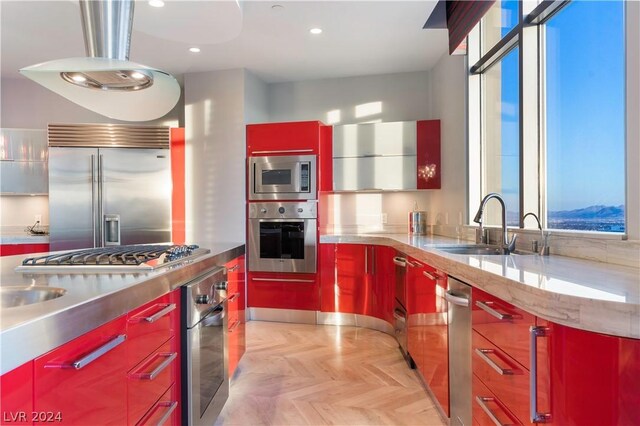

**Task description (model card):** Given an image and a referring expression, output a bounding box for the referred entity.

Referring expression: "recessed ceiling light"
[189,47,201,53]
[71,74,86,83]
[148,0,165,7]
[309,28,323,35]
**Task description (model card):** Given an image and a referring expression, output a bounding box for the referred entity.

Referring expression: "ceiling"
[1,0,447,84]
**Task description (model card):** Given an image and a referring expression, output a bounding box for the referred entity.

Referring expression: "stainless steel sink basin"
[0,286,67,308]
[435,245,534,256]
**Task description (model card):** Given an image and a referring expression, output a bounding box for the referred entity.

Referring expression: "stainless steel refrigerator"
[48,124,172,251]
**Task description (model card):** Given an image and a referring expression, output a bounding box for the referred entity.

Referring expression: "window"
[545,1,625,232]
[469,0,626,234]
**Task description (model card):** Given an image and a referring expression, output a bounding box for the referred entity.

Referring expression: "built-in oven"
[249,155,316,200]
[248,201,317,273]
[182,266,228,426]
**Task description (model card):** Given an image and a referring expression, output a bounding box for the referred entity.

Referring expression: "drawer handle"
[476,301,522,320]
[142,303,176,323]
[153,401,178,426]
[252,277,315,283]
[475,348,515,375]
[392,256,407,267]
[228,292,240,302]
[51,334,127,370]
[422,270,437,280]
[445,291,469,307]
[229,319,241,332]
[130,352,177,380]
[475,396,512,426]
[530,326,552,423]
[228,264,240,272]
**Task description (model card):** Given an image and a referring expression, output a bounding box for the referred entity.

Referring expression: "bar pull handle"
[474,348,516,375]
[393,256,407,267]
[422,270,437,281]
[530,326,552,423]
[98,154,104,247]
[104,214,121,246]
[155,401,178,426]
[228,264,240,272]
[50,334,127,370]
[252,277,315,283]
[129,352,177,380]
[141,304,176,323]
[475,396,511,426]
[229,319,241,332]
[445,290,469,307]
[476,301,522,321]
[251,149,314,154]
[90,154,96,247]
[364,245,368,274]
[228,292,240,302]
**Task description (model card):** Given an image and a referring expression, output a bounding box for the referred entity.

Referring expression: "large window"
[470,0,626,234]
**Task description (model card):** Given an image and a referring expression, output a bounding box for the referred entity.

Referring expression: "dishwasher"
[446,276,472,426]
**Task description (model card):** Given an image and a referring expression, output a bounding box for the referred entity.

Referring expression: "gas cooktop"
[15,244,210,273]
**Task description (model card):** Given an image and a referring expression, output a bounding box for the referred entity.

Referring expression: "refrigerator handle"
[98,154,104,247]
[91,155,97,247]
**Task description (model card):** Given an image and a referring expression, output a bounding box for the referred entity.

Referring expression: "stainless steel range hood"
[19,0,180,122]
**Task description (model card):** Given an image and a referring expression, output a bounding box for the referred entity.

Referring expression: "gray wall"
[267,70,432,124]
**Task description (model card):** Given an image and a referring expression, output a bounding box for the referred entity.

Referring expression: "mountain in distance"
[549,205,624,220]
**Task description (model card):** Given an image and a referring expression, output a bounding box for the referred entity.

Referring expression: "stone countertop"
[0,243,244,375]
[321,234,640,339]
[0,226,49,244]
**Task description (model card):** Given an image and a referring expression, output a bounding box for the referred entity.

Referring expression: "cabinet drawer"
[227,290,241,326]
[128,339,177,426]
[472,331,529,425]
[135,384,178,426]
[472,288,534,369]
[127,293,177,369]
[473,373,521,426]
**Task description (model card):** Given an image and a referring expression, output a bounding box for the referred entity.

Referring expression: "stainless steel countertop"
[321,234,640,339]
[0,243,244,374]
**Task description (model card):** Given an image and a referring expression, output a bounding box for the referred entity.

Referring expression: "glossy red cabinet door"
[135,384,178,426]
[333,244,372,315]
[535,320,640,426]
[247,121,323,155]
[372,246,395,323]
[416,120,441,189]
[226,255,246,378]
[1,361,33,426]
[33,316,128,425]
[0,244,50,257]
[248,272,319,311]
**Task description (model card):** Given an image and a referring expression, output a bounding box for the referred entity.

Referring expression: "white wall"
[0,196,48,227]
[184,69,254,245]
[267,70,432,125]
[244,70,269,124]
[427,54,468,234]
[0,76,184,128]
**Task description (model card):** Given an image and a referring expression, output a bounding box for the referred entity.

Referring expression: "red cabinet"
[416,120,441,189]
[33,316,128,425]
[371,246,395,323]
[1,362,33,426]
[248,271,319,311]
[534,320,640,425]
[226,255,246,378]
[0,244,49,257]
[406,257,449,416]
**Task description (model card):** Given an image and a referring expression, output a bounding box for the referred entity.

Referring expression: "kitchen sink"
[435,245,535,256]
[0,286,66,308]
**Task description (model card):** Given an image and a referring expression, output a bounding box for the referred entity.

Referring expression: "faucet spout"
[474,193,516,253]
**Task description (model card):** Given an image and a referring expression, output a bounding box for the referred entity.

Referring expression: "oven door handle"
[256,218,307,222]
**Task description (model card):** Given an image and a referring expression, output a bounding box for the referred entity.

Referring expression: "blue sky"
[498,0,625,213]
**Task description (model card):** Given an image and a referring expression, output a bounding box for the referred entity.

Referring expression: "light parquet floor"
[215,321,446,426]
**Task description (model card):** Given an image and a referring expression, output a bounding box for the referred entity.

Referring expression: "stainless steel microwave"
[249,155,316,200]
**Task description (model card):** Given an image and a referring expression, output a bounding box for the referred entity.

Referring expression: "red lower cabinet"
[1,362,33,426]
[226,255,246,378]
[535,320,640,425]
[372,246,395,323]
[320,244,372,315]
[33,316,128,425]
[248,272,319,310]
[0,244,50,257]
[135,384,178,426]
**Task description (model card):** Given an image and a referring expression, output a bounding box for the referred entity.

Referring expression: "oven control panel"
[248,201,317,219]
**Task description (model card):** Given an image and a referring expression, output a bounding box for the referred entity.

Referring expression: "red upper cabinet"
[416,120,441,189]
[247,121,324,155]
[33,316,128,425]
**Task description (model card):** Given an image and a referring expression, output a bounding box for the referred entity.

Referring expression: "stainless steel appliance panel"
[49,147,97,251]
[447,276,472,426]
[100,148,171,246]
[183,267,229,426]
[249,155,316,200]
[248,201,317,273]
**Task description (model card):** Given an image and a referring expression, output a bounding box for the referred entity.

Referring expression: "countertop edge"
[0,244,245,375]
[320,234,640,340]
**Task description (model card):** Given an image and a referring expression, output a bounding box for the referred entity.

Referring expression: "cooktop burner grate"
[21,244,200,267]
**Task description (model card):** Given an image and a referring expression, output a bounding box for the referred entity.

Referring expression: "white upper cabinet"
[333,121,417,158]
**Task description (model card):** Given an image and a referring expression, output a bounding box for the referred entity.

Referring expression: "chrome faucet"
[522,212,550,256]
[473,193,517,254]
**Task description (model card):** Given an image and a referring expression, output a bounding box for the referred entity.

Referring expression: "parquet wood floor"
[215,321,446,426]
